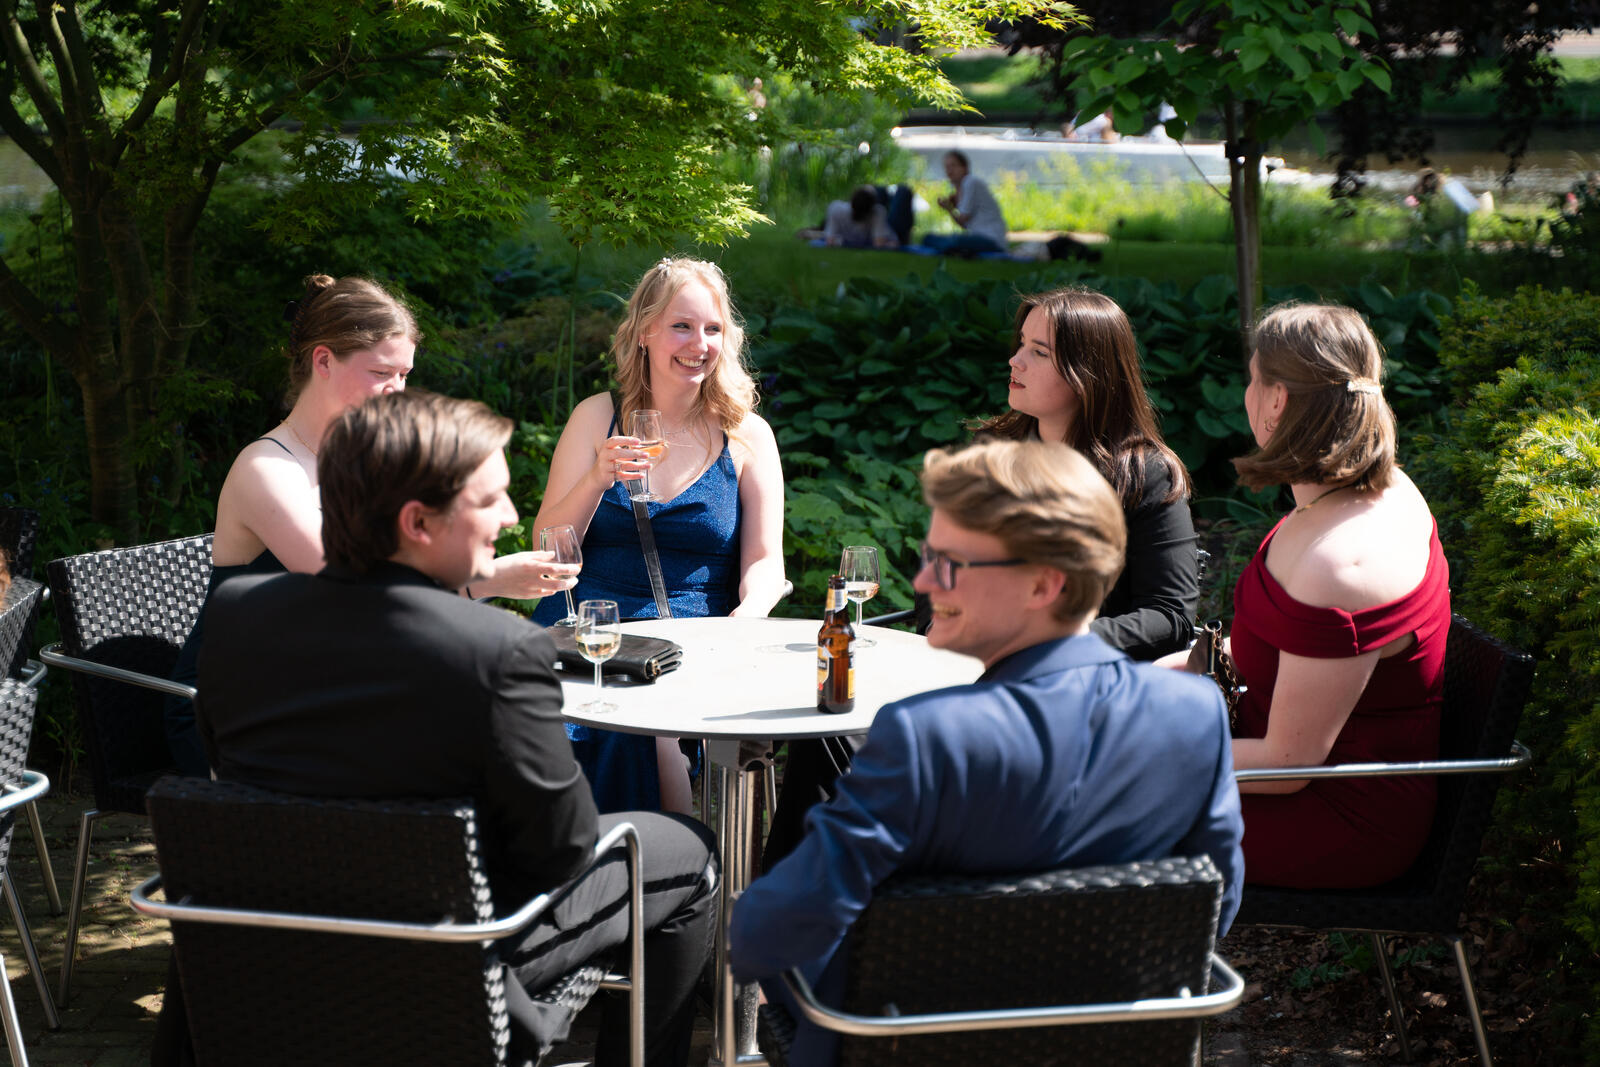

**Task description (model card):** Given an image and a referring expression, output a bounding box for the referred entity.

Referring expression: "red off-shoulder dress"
[1231,516,1451,888]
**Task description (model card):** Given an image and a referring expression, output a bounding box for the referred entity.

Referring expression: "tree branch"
[35,2,82,129]
[57,0,109,135]
[0,92,63,186]
[119,0,210,140]
[0,2,69,141]
[0,252,78,360]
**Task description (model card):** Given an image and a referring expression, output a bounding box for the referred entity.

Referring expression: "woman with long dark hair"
[973,286,1197,658]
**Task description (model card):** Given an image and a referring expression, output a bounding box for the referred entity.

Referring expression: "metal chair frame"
[782,953,1243,1037]
[1232,614,1534,1067]
[0,579,61,917]
[40,533,211,1005]
[134,820,646,1067]
[0,768,61,1067]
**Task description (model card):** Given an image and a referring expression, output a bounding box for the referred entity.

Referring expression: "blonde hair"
[921,439,1126,622]
[1232,303,1396,492]
[612,257,755,432]
[285,274,419,403]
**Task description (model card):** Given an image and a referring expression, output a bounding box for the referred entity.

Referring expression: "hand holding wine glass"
[840,545,880,648]
[539,525,583,626]
[627,409,667,502]
[576,599,621,713]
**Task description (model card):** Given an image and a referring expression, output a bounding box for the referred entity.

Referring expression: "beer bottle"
[817,573,855,713]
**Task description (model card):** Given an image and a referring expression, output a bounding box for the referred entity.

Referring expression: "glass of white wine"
[627,409,667,502]
[576,599,621,713]
[840,545,880,648]
[539,524,583,626]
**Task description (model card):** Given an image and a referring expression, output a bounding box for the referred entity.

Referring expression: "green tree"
[1,0,1071,541]
[1058,0,1390,349]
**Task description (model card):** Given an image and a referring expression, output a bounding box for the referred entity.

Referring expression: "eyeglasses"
[918,541,1028,591]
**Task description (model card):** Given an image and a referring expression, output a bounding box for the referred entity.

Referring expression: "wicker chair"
[133,776,643,1067]
[0,679,62,1065]
[1234,614,1535,1067]
[0,509,40,583]
[40,533,211,1003]
[0,576,62,918]
[756,856,1244,1067]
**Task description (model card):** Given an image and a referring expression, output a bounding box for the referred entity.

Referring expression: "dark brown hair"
[975,287,1191,508]
[922,440,1126,622]
[319,390,512,573]
[285,274,420,402]
[1232,303,1396,492]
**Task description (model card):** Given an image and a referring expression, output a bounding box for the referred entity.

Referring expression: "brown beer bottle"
[817,573,856,713]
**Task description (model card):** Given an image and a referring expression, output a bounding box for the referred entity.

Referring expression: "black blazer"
[1090,453,1199,661]
[198,561,598,905]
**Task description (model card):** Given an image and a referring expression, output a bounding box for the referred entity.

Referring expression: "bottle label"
[825,585,847,613]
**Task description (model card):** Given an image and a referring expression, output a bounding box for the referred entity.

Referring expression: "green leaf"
[1365,66,1391,93]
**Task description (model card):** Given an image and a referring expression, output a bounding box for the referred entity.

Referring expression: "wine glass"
[576,599,621,713]
[840,545,880,648]
[627,409,667,502]
[539,524,583,626]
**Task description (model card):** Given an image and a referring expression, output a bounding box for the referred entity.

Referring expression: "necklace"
[1294,484,1350,514]
[287,420,320,458]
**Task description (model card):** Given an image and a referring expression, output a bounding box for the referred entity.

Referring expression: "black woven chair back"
[147,776,516,1066]
[0,576,44,681]
[45,534,211,811]
[1237,614,1535,935]
[831,856,1223,1067]
[0,507,40,579]
[0,679,40,873]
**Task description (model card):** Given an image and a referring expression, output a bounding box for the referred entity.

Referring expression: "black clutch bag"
[548,628,683,683]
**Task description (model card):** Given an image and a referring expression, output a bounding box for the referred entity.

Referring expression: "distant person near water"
[925,150,1009,256]
[823,185,903,248]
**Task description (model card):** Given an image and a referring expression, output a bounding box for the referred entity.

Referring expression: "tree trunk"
[76,365,140,544]
[1226,102,1264,357]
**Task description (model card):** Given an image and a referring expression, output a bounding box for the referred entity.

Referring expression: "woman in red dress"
[1226,303,1450,887]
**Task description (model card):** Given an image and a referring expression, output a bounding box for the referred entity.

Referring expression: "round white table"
[559,616,982,1066]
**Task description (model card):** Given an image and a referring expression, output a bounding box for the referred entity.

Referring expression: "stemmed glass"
[627,410,666,502]
[576,599,621,713]
[840,545,880,648]
[539,524,582,626]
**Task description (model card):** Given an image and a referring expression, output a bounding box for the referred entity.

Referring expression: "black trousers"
[762,734,864,873]
[506,811,718,1067]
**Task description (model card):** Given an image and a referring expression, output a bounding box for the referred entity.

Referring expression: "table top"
[557,616,983,741]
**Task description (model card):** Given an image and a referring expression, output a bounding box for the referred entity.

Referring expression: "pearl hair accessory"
[1346,378,1382,395]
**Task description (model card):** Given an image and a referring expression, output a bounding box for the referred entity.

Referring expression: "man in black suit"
[196,389,718,1067]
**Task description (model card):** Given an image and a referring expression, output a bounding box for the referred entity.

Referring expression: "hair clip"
[282,299,300,323]
[654,257,673,274]
[1346,378,1382,395]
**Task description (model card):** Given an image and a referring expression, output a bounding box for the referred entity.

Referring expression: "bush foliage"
[1409,284,1600,1054]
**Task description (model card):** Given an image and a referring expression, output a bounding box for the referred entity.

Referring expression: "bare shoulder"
[1289,476,1435,610]
[222,438,308,495]
[729,411,779,465]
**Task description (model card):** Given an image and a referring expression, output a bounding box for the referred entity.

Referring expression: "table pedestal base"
[708,742,768,1067]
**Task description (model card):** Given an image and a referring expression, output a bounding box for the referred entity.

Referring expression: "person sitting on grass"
[730,438,1243,1067]
[924,150,1010,257]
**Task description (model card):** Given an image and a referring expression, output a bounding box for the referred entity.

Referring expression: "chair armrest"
[863,609,915,628]
[39,642,197,701]
[0,770,51,815]
[781,952,1244,1037]
[131,819,641,944]
[1233,740,1530,784]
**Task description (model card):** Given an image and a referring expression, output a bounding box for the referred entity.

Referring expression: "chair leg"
[58,808,104,1008]
[1449,935,1495,1067]
[1,871,58,1031]
[23,801,62,916]
[0,951,30,1067]
[1369,933,1413,1063]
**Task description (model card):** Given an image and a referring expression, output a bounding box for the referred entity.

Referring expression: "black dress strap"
[256,435,295,457]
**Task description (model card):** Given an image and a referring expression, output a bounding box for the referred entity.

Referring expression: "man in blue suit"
[729,439,1243,1066]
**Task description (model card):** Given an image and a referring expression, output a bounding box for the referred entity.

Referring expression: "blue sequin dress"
[533,433,741,811]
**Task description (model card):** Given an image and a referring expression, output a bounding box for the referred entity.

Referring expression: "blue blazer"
[730,632,1244,1066]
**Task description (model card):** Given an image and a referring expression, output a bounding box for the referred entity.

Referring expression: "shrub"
[1409,284,1600,1055]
